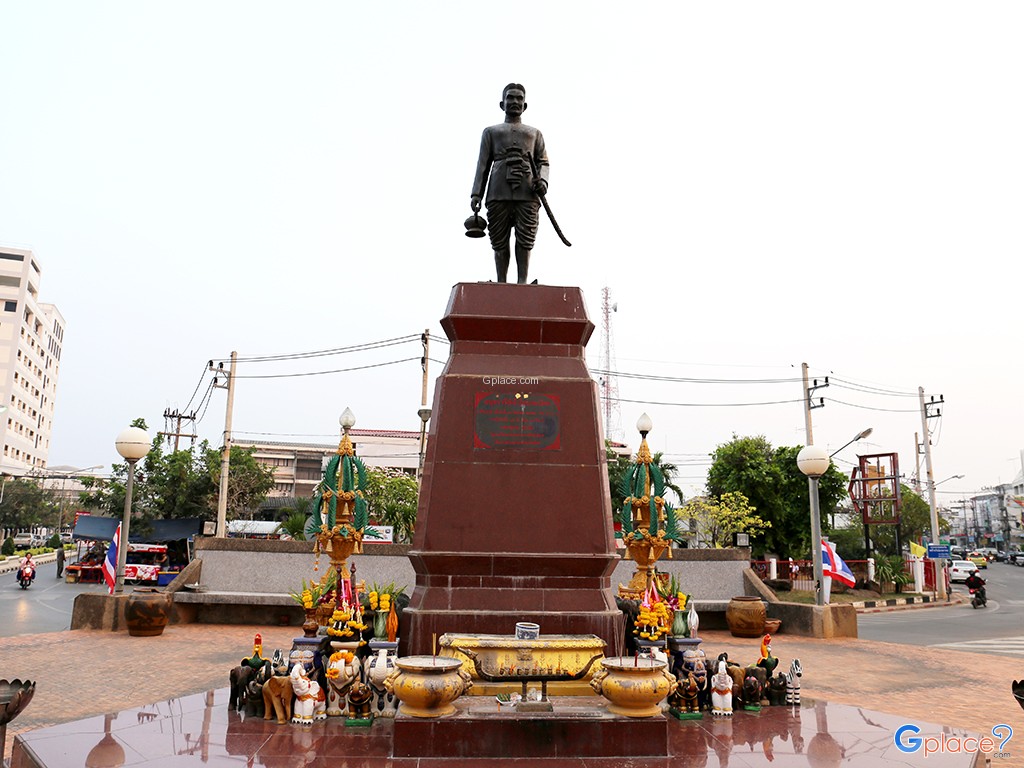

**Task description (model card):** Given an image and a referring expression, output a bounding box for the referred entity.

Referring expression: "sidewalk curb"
[856,593,965,613]
[0,551,58,574]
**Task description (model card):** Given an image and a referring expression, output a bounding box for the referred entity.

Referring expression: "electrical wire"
[613,396,805,408]
[831,380,919,398]
[182,366,210,412]
[194,379,217,426]
[209,335,420,365]
[232,358,420,380]
[823,397,919,413]
[590,368,800,385]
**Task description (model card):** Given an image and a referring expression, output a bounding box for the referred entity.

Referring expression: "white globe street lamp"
[797,444,830,606]
[114,426,150,594]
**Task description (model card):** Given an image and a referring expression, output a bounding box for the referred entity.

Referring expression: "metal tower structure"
[598,286,621,441]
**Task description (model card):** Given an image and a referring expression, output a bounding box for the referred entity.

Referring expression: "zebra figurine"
[786,658,803,705]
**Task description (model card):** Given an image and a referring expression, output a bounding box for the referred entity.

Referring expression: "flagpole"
[114,460,137,594]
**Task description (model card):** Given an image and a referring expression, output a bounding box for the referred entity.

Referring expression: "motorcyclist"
[964,570,986,601]
[17,552,36,582]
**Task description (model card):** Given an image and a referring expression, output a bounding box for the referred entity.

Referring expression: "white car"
[949,560,980,583]
[12,532,34,548]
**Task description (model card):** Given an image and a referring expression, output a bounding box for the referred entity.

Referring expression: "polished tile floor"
[10,688,982,767]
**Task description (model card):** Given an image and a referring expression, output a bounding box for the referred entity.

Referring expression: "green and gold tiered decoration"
[618,412,682,598]
[305,408,381,604]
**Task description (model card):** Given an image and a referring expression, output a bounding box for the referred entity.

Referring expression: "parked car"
[966,552,988,569]
[12,532,34,548]
[949,560,980,583]
[29,534,48,547]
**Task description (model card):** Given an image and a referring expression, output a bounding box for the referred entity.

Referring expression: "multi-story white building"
[0,247,64,471]
[234,429,424,505]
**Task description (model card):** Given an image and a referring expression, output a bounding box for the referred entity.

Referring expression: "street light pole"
[114,426,151,594]
[797,445,830,607]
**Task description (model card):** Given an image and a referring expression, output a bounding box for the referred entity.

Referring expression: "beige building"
[235,429,423,502]
[0,247,64,471]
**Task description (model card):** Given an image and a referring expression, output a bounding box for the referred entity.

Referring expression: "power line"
[590,368,800,385]
[182,366,210,412]
[232,357,420,380]
[824,397,919,413]
[610,397,802,409]
[210,335,420,365]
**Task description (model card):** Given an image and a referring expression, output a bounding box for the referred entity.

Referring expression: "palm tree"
[276,510,309,541]
[651,452,684,505]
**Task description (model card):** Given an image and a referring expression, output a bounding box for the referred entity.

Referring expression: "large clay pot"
[726,596,766,638]
[125,589,171,637]
[589,656,676,718]
[384,656,471,718]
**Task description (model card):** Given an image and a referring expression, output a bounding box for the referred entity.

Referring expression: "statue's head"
[500,83,527,115]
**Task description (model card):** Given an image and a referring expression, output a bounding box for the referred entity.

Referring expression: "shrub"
[46,533,61,548]
[1,537,13,556]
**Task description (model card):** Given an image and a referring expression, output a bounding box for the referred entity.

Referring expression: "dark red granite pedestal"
[403,283,623,657]
[393,697,668,759]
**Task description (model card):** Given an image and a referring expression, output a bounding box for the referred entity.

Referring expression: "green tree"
[276,510,309,541]
[362,467,419,543]
[606,442,633,512]
[856,484,947,554]
[682,491,770,548]
[78,418,275,527]
[706,435,847,558]
[204,446,276,520]
[0,478,59,531]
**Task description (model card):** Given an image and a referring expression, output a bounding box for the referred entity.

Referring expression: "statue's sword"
[527,153,572,247]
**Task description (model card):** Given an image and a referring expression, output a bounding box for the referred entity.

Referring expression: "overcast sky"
[2,2,1021,505]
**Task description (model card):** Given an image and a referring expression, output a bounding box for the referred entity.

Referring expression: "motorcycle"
[17,563,34,590]
[970,586,987,609]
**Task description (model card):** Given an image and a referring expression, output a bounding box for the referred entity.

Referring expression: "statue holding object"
[468,83,569,285]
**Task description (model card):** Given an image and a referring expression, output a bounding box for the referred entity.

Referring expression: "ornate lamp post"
[114,426,151,594]
[618,413,681,597]
[305,408,374,611]
[797,444,830,607]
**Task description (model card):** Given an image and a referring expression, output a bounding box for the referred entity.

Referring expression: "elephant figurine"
[325,651,361,717]
[365,644,399,718]
[347,681,373,721]
[245,678,265,718]
[229,665,253,710]
[711,660,733,716]
[767,673,789,706]
[290,662,327,725]
[262,676,293,724]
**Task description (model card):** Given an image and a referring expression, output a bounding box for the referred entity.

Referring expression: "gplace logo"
[894,723,1013,758]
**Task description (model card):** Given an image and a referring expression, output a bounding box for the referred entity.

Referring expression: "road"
[0,573,108,637]
[858,560,1024,657]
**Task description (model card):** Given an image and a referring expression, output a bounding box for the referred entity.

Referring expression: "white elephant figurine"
[711,660,733,716]
[365,644,399,718]
[325,651,361,717]
[290,662,326,724]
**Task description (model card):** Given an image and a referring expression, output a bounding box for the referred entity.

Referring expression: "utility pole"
[417,330,431,483]
[159,408,198,451]
[919,386,945,599]
[801,362,828,603]
[211,352,237,538]
[913,432,922,494]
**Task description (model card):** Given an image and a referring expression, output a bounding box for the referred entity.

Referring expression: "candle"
[432,633,437,664]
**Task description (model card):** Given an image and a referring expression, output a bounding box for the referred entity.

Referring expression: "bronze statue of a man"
[471,83,549,284]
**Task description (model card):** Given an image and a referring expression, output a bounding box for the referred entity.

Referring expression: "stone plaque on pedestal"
[403,283,623,656]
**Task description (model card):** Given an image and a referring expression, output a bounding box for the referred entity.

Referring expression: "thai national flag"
[103,523,120,595]
[821,538,856,588]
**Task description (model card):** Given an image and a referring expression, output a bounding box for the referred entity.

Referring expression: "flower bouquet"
[363,582,407,642]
